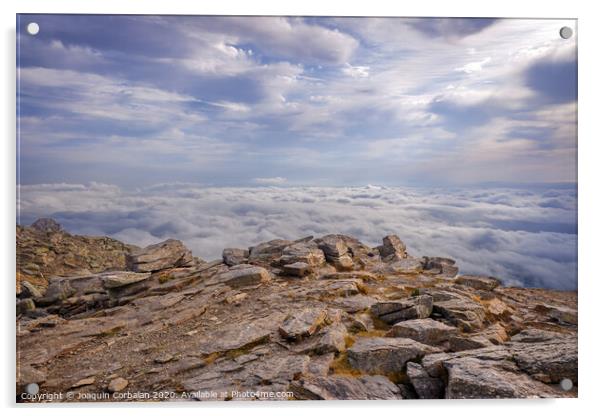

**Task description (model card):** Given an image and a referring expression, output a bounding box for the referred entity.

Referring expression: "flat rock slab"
[371,295,433,324]
[197,318,277,355]
[102,272,151,289]
[347,337,439,375]
[510,338,578,384]
[386,318,456,345]
[455,275,501,291]
[279,308,327,341]
[291,375,402,400]
[128,239,194,272]
[534,303,577,325]
[433,296,486,331]
[315,323,348,354]
[332,295,378,313]
[214,265,271,288]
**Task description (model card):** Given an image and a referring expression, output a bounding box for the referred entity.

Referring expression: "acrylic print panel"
[16,15,577,402]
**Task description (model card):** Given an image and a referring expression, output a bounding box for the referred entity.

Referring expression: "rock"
[154,353,174,364]
[279,308,327,341]
[216,265,271,288]
[406,362,444,399]
[252,354,310,383]
[386,318,456,345]
[534,303,577,325]
[449,335,494,351]
[197,318,275,355]
[455,275,501,291]
[248,239,293,265]
[315,323,348,354]
[370,295,433,324]
[107,377,129,393]
[35,278,76,306]
[510,338,577,384]
[347,337,439,375]
[72,377,95,388]
[101,271,151,289]
[19,281,43,299]
[127,239,193,272]
[31,218,62,233]
[17,298,36,315]
[277,242,326,268]
[282,262,311,277]
[510,328,562,343]
[291,375,402,400]
[315,235,355,271]
[332,295,378,313]
[222,248,249,266]
[484,297,512,318]
[16,365,46,394]
[377,234,407,261]
[422,257,458,278]
[433,295,486,331]
[444,357,559,398]
[377,257,423,274]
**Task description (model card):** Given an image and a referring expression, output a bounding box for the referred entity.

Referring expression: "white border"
[2,1,600,415]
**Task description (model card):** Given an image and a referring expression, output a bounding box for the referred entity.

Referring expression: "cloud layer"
[18,183,577,290]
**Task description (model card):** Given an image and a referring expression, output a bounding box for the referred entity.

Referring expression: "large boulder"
[222,248,249,266]
[455,275,501,291]
[214,265,272,288]
[370,295,433,324]
[291,375,402,400]
[248,239,293,265]
[377,235,407,261]
[127,239,193,272]
[279,308,327,341]
[406,362,444,399]
[386,318,456,345]
[422,257,459,278]
[101,271,151,289]
[347,337,439,375]
[433,294,486,331]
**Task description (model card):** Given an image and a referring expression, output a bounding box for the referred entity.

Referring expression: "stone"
[449,335,494,352]
[248,239,293,264]
[406,362,444,399]
[35,278,76,306]
[315,235,356,271]
[433,296,486,331]
[154,353,174,364]
[102,271,151,289]
[370,295,433,324]
[19,281,43,299]
[252,355,310,383]
[72,377,95,388]
[386,318,456,345]
[17,298,36,315]
[510,338,577,384]
[534,303,577,325]
[291,375,402,400]
[444,357,559,398]
[282,262,311,277]
[315,323,348,354]
[216,265,271,288]
[277,242,326,268]
[197,318,276,356]
[279,308,327,341]
[127,239,193,272]
[378,257,423,274]
[31,218,62,233]
[222,248,249,266]
[422,256,459,278]
[107,377,129,393]
[377,234,407,261]
[347,337,439,375]
[510,328,563,343]
[333,295,378,313]
[455,275,501,291]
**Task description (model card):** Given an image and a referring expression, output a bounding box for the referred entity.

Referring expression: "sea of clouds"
[17,183,577,290]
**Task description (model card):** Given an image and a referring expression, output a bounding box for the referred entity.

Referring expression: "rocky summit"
[16,220,577,401]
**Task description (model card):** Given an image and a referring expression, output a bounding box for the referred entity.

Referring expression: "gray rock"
[277,242,326,268]
[252,354,310,383]
[248,239,293,265]
[386,318,456,345]
[197,318,275,355]
[377,234,407,261]
[35,278,76,306]
[510,338,577,384]
[279,308,327,341]
[291,375,402,400]
[216,265,271,288]
[333,295,378,313]
[406,362,444,399]
[19,281,43,299]
[534,303,577,325]
[282,262,311,277]
[371,295,433,324]
[347,337,439,374]
[455,275,501,291]
[101,271,151,289]
[449,335,494,352]
[422,257,458,278]
[107,377,129,393]
[222,248,249,266]
[127,239,193,272]
[17,298,36,315]
[510,328,564,343]
[433,296,486,331]
[376,257,423,274]
[315,323,348,354]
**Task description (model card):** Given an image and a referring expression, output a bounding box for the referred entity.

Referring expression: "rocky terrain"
[16,219,577,401]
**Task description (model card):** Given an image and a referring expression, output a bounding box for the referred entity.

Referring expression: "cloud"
[18,183,577,290]
[253,177,288,185]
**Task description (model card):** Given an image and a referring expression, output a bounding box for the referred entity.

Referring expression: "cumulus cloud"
[18,183,577,290]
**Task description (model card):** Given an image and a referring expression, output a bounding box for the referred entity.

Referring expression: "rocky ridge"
[16,219,577,401]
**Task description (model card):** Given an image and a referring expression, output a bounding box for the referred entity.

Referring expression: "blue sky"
[17,15,577,188]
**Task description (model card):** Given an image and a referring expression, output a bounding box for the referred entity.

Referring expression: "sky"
[17,15,577,187]
[16,16,578,289]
